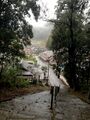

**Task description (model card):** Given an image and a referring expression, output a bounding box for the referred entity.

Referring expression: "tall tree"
[0,0,40,75]
[50,0,89,90]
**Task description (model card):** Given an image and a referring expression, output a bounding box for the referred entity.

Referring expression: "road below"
[36,56,64,88]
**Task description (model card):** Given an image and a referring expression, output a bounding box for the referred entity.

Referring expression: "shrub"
[0,66,18,88]
[15,77,30,88]
[0,65,30,88]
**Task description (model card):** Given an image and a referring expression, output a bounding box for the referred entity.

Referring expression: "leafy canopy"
[0,0,40,65]
[49,0,90,90]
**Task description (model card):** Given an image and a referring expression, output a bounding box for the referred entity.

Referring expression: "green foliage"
[0,65,19,88]
[15,77,30,88]
[46,35,53,49]
[24,55,37,64]
[0,0,40,75]
[50,0,90,91]
[0,65,30,88]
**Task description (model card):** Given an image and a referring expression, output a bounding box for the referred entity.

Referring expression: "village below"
[0,40,54,100]
[0,40,90,120]
[0,0,90,119]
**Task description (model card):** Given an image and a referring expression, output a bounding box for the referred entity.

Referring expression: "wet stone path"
[54,87,90,120]
[0,86,90,120]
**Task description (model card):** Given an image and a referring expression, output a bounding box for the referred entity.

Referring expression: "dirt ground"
[0,85,50,102]
[69,89,90,104]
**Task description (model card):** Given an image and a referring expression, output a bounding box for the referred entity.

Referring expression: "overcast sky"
[26,0,58,27]
[26,0,58,40]
[26,0,89,41]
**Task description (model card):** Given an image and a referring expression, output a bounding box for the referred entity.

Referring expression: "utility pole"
[47,59,49,80]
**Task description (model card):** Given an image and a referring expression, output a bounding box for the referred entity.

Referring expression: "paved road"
[36,56,64,88]
[0,91,51,120]
[0,56,90,120]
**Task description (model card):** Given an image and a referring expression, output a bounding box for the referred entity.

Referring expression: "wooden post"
[88,88,90,99]
[50,86,54,109]
[55,86,60,101]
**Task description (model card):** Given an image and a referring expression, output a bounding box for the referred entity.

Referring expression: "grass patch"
[24,55,37,64]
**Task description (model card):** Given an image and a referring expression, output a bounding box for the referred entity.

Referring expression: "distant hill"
[31,39,47,48]
[32,23,53,41]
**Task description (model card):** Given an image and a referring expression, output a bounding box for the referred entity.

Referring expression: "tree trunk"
[68,5,80,91]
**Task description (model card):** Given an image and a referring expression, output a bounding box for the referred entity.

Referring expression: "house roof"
[22,71,33,76]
